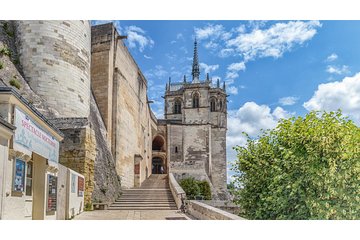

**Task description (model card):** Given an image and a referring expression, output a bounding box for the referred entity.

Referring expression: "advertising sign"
[14,159,25,192]
[13,107,59,163]
[47,175,57,212]
[78,176,84,197]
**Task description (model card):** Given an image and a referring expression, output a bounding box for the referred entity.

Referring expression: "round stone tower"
[15,20,91,118]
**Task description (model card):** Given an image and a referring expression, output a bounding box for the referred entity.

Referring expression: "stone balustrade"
[187,200,244,220]
[168,173,186,209]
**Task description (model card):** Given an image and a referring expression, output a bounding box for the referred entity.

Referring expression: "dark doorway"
[152,157,164,174]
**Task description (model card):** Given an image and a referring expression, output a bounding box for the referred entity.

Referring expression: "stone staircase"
[109,174,177,210]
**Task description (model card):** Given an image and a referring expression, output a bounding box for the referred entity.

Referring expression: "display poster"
[13,107,59,163]
[47,175,57,212]
[71,173,76,193]
[78,176,84,197]
[14,159,25,192]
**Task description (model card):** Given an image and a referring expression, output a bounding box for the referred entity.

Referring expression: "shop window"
[13,159,26,193]
[26,162,33,196]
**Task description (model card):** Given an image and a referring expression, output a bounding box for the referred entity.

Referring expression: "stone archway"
[152,157,164,174]
[152,135,165,151]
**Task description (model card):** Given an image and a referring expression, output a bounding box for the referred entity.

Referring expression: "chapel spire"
[192,38,200,83]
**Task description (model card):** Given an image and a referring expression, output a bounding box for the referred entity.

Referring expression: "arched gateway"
[152,135,167,174]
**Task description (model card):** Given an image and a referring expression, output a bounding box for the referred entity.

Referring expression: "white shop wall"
[67,168,85,219]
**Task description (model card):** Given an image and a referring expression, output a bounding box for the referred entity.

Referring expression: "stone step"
[118,197,174,201]
[119,194,173,197]
[108,206,178,210]
[114,199,175,203]
[110,203,176,207]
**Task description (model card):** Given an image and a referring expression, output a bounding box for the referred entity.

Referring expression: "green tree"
[232,111,360,219]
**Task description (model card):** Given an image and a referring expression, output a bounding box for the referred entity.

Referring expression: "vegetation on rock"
[232,110,360,219]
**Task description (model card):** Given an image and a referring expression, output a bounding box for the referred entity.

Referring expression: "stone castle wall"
[15,20,91,118]
[91,24,155,189]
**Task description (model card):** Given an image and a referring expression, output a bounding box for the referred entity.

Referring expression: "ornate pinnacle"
[206,73,209,81]
[223,81,226,91]
[217,78,220,88]
[192,38,200,83]
[183,75,187,83]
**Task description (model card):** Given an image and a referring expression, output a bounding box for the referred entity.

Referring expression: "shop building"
[0,87,64,220]
[0,116,16,219]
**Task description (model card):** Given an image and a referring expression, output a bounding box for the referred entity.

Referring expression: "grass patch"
[0,46,11,58]
[9,77,21,89]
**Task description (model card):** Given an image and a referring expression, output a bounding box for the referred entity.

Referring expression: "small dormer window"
[193,92,200,108]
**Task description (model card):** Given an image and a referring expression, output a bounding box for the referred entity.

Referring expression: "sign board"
[13,107,59,163]
[77,176,84,197]
[47,175,57,212]
[14,159,25,192]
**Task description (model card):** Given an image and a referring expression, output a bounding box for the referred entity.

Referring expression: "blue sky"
[92,20,360,182]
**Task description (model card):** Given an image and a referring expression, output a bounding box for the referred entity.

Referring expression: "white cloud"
[303,72,360,124]
[195,24,226,40]
[279,96,299,106]
[199,63,219,74]
[227,62,246,72]
[144,55,152,59]
[170,40,176,44]
[226,62,246,81]
[219,48,235,58]
[326,65,350,75]
[227,86,238,95]
[226,72,239,79]
[204,41,219,49]
[226,21,321,61]
[326,53,338,62]
[124,25,154,52]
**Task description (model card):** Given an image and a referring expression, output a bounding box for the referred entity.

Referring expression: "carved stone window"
[192,92,200,108]
[174,99,182,114]
[210,98,216,112]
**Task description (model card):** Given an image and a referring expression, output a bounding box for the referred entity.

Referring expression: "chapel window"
[193,92,200,108]
[210,98,216,112]
[174,99,182,114]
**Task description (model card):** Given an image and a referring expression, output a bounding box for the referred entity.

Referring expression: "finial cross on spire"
[192,38,200,83]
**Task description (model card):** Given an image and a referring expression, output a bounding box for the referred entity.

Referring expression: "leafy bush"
[179,177,200,199]
[179,177,212,200]
[9,77,21,89]
[232,111,360,219]
[198,181,212,200]
[84,202,93,211]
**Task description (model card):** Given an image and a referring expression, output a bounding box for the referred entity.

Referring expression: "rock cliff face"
[89,93,122,203]
[0,20,121,204]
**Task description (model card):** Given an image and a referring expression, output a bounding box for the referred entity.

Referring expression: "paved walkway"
[73,209,193,220]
